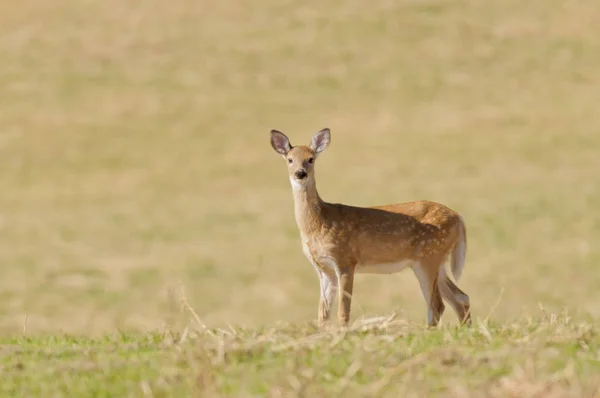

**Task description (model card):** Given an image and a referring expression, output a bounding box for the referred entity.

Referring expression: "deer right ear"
[270,130,292,155]
[310,128,331,154]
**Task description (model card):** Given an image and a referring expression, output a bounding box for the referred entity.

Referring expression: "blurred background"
[0,0,598,335]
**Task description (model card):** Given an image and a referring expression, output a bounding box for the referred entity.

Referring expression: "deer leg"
[413,262,445,327]
[438,267,471,326]
[317,268,337,326]
[336,266,355,327]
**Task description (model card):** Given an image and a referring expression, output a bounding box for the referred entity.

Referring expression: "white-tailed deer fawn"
[270,128,471,328]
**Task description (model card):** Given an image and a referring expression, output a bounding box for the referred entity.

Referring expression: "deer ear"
[310,128,331,154]
[270,130,291,155]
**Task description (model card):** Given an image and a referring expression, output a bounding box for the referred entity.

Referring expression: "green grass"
[2,316,600,397]
[1,0,600,395]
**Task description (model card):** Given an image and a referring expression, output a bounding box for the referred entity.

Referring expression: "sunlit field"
[1,0,599,395]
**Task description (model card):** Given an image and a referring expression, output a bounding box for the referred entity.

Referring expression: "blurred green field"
[0,0,599,337]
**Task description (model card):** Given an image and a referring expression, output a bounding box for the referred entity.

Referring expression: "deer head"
[270,128,331,190]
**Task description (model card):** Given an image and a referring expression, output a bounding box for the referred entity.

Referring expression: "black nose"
[294,169,307,179]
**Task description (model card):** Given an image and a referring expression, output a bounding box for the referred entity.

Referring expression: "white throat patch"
[289,177,304,192]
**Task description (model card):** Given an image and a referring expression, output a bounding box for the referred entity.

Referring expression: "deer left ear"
[310,128,331,154]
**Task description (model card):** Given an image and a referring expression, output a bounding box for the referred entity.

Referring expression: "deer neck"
[291,177,326,237]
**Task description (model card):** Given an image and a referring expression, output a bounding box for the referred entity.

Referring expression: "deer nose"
[294,169,307,180]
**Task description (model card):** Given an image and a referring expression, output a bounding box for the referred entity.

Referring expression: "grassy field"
[1,0,600,395]
[2,316,599,397]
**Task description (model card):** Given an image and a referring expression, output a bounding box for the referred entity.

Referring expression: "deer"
[270,128,471,329]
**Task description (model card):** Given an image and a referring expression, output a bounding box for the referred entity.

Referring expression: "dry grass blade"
[336,360,362,396]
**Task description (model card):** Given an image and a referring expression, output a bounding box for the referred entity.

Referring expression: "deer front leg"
[337,266,355,327]
[317,269,337,326]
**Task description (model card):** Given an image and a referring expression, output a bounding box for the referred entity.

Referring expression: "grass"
[2,315,600,397]
[1,0,600,395]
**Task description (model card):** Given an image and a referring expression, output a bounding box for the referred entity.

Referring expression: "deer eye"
[287,158,293,164]
[307,157,314,164]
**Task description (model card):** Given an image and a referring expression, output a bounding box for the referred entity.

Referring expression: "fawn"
[270,128,471,328]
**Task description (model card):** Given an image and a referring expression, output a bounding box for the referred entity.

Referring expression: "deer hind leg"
[413,261,445,327]
[438,267,471,326]
[317,268,337,327]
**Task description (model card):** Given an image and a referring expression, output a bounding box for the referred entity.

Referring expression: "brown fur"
[270,129,471,328]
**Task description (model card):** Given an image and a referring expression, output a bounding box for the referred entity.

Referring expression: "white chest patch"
[356,260,418,275]
[302,240,339,273]
[301,240,316,266]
